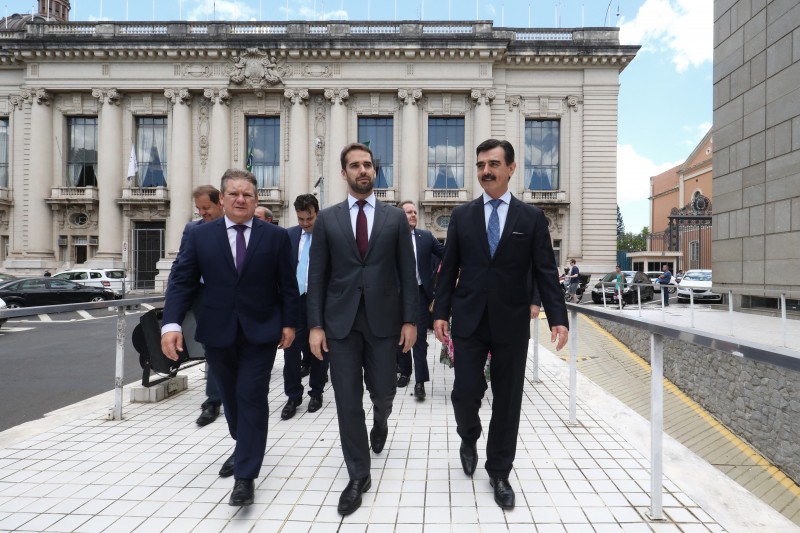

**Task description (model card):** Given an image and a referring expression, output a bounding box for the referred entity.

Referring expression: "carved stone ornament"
[507,95,523,111]
[228,49,289,89]
[284,88,309,105]
[164,88,192,105]
[34,88,51,106]
[324,88,349,105]
[10,89,31,110]
[203,88,231,106]
[470,88,496,106]
[398,88,422,106]
[566,95,582,111]
[91,88,121,106]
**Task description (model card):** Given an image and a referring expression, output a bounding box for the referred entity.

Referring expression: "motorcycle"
[561,273,590,303]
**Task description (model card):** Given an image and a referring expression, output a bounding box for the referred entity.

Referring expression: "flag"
[142,145,166,187]
[246,146,254,172]
[127,145,137,181]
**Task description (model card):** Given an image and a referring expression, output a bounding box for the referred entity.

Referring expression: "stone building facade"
[713,0,800,309]
[0,16,637,288]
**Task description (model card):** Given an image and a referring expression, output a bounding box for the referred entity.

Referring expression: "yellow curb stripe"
[566,314,800,496]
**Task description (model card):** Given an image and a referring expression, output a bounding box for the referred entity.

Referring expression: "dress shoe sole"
[337,478,372,515]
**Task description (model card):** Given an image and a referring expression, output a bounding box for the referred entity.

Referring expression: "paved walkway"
[0,321,797,532]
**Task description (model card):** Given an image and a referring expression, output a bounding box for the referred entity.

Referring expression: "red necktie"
[356,199,368,259]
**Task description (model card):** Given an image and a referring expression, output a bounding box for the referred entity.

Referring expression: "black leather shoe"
[299,364,310,378]
[280,397,302,420]
[219,453,235,478]
[337,475,371,516]
[370,422,388,454]
[229,478,254,506]
[397,374,410,388]
[459,441,478,476]
[414,382,426,400]
[307,395,323,413]
[196,403,220,427]
[490,478,515,510]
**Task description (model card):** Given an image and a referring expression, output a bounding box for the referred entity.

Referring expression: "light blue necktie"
[297,233,311,294]
[487,198,502,258]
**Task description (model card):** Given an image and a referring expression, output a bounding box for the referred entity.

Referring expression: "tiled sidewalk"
[0,334,792,532]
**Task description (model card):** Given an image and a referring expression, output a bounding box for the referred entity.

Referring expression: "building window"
[428,118,465,189]
[525,119,559,190]
[135,117,168,187]
[0,118,7,188]
[67,117,98,187]
[690,240,700,270]
[246,117,280,188]
[358,117,393,188]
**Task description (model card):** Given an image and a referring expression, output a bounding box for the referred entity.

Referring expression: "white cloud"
[188,0,255,21]
[619,0,712,72]
[617,143,681,205]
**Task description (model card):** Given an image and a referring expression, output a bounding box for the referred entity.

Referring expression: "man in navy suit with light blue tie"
[280,193,329,420]
[396,200,444,400]
[161,169,299,507]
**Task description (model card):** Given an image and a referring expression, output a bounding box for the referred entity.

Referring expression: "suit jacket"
[432,194,567,339]
[163,217,300,348]
[412,228,445,301]
[306,198,419,340]
[287,225,304,269]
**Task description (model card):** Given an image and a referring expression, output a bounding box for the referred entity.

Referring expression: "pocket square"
[512,231,526,235]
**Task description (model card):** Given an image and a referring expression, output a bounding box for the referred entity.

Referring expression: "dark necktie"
[233,224,247,274]
[356,199,368,259]
[487,198,502,257]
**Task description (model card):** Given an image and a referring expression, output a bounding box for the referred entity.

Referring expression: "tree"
[617,230,647,252]
[616,205,625,236]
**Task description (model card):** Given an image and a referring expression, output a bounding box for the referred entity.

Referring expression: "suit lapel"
[333,200,362,260]
[471,197,491,259]
[366,200,388,260]
[241,220,263,276]
[494,195,521,258]
[215,219,237,274]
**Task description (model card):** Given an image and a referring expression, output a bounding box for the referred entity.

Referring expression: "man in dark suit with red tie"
[396,200,444,400]
[161,169,299,507]
[433,139,569,510]
[307,143,418,516]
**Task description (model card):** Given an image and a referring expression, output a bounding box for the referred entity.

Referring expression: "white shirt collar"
[348,193,376,209]
[224,215,253,228]
[482,191,512,205]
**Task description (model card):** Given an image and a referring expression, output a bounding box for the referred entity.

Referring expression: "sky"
[7,0,713,233]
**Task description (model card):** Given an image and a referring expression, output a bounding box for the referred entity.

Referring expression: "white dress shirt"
[483,191,512,233]
[347,193,376,239]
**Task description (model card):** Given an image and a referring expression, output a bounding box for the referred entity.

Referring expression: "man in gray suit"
[308,143,418,516]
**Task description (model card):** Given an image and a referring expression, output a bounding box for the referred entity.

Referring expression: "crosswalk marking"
[38,314,52,322]
[77,310,93,320]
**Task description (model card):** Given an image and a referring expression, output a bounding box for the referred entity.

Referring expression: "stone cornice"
[164,88,192,105]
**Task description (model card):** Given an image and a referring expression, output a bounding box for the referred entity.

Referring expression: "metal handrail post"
[781,293,787,348]
[649,332,665,520]
[532,315,540,382]
[729,290,734,337]
[602,283,607,309]
[689,291,695,328]
[617,285,623,311]
[113,303,127,420]
[637,286,642,317]
[660,284,665,322]
[568,307,578,425]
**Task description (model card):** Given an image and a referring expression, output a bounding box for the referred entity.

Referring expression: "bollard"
[113,303,126,420]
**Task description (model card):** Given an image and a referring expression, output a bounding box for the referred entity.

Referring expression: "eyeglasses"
[224,192,256,201]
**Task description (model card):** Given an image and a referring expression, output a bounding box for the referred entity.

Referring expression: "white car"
[53,268,128,297]
[677,269,721,303]
[0,296,6,330]
[646,271,677,293]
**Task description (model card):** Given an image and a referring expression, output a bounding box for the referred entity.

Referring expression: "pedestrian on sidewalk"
[658,264,673,306]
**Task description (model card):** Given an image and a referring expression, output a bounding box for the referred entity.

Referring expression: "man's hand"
[433,319,449,343]
[161,331,184,361]
[551,325,568,351]
[278,327,296,350]
[398,323,417,353]
[309,327,328,360]
[530,304,541,319]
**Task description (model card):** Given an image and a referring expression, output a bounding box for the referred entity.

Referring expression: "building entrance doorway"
[133,222,164,289]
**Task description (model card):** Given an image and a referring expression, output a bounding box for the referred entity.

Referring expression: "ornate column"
[164,88,193,257]
[284,88,309,210]
[324,88,349,205]
[91,88,123,265]
[507,95,524,192]
[398,88,421,206]
[566,95,584,261]
[471,88,496,149]
[204,88,231,183]
[28,89,55,259]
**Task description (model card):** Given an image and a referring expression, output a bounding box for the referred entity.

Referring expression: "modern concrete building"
[0,5,638,288]
[713,0,800,309]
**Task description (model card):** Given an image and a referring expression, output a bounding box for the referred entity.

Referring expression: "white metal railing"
[536,300,800,521]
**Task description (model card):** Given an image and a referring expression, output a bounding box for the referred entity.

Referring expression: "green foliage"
[617,229,648,252]
[616,205,625,236]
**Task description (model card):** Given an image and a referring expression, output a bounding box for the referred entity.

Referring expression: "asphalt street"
[0,307,151,432]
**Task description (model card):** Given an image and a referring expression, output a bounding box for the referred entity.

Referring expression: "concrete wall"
[713,0,800,297]
[596,317,800,484]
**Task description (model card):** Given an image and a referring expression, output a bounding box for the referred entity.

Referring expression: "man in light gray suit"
[308,143,418,516]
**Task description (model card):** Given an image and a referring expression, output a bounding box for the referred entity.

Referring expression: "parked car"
[0,277,114,308]
[591,271,654,304]
[677,269,721,303]
[53,268,128,297]
[646,271,677,293]
[0,273,17,283]
[0,297,6,330]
